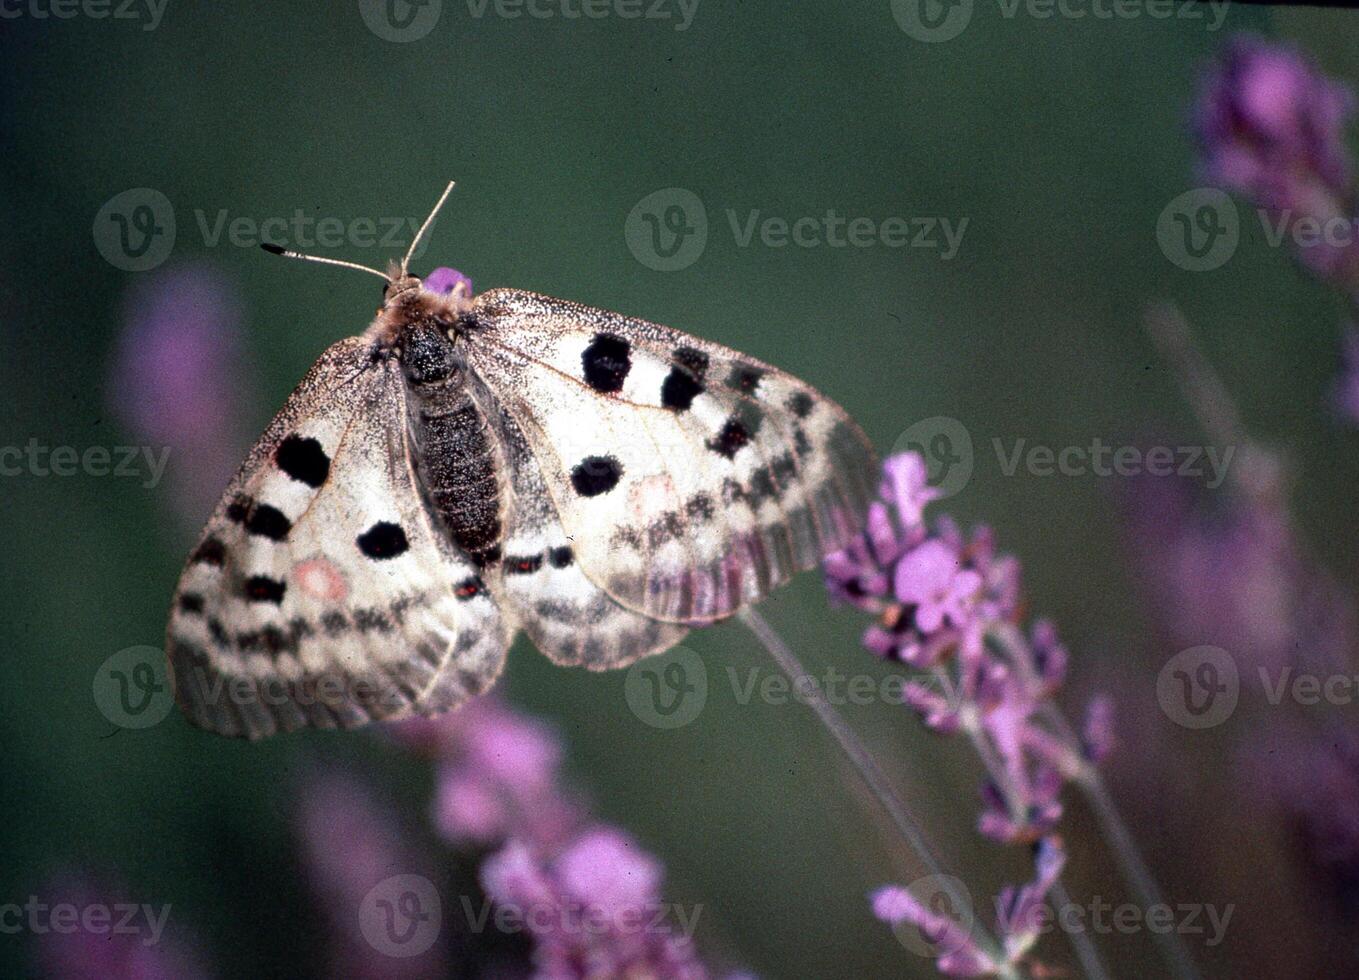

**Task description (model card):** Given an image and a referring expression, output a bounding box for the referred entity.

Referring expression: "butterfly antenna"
[401,180,456,277]
[259,243,392,282]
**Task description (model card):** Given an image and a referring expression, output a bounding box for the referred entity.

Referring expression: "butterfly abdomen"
[410,388,504,567]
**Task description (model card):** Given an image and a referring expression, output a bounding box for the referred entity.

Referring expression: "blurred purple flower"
[424,266,473,297]
[294,771,449,980]
[1331,325,1359,425]
[1195,35,1359,285]
[34,875,210,980]
[1119,469,1354,677]
[389,696,738,977]
[1247,724,1359,919]
[870,884,996,977]
[107,262,254,526]
[482,828,708,980]
[392,696,581,850]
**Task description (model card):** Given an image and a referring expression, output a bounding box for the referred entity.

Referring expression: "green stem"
[738,607,1017,978]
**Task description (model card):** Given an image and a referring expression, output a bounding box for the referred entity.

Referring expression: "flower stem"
[1048,878,1112,980]
[1035,695,1201,980]
[738,607,1017,978]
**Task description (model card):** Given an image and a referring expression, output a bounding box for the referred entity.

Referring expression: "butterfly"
[165,184,877,738]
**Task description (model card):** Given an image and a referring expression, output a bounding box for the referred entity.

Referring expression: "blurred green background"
[4,2,1359,977]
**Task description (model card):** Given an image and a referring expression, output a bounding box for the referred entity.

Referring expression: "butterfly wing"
[463,289,877,625]
[165,337,512,738]
[486,401,690,668]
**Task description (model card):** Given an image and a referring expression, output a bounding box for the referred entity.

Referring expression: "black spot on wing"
[244,575,286,604]
[728,365,764,394]
[192,536,226,567]
[571,455,623,496]
[685,493,715,522]
[788,391,815,418]
[506,553,544,575]
[177,593,204,615]
[226,495,253,523]
[275,434,331,487]
[707,416,751,459]
[245,503,292,541]
[357,521,410,560]
[581,333,631,394]
[661,367,704,411]
[674,346,709,378]
[454,576,485,600]
[548,545,574,568]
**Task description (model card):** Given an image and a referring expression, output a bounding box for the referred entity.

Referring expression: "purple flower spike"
[424,266,473,297]
[107,262,254,527]
[1195,35,1359,287]
[836,453,1112,976]
[1196,35,1354,208]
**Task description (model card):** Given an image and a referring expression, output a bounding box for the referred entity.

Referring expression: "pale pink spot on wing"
[294,559,348,602]
[628,473,676,524]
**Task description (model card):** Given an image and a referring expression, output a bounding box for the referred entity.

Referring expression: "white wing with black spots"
[462,288,877,624]
[166,338,511,739]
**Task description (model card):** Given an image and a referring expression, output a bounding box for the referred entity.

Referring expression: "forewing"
[463,289,877,624]
[165,338,511,739]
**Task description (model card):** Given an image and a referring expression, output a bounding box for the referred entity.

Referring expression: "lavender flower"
[390,695,732,978]
[870,839,1066,978]
[827,452,1108,973]
[107,262,254,527]
[393,696,582,851]
[1194,35,1359,286]
[1119,468,1354,678]
[481,828,708,980]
